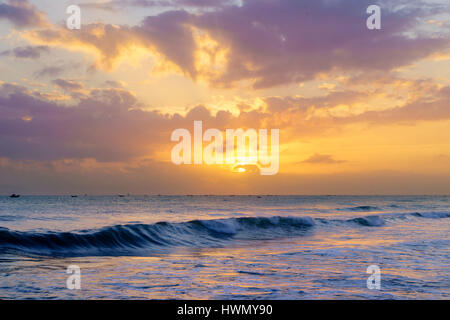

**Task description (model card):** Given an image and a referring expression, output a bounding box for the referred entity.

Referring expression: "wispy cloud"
[300,154,346,164]
[52,79,85,92]
[33,62,83,79]
[0,45,49,59]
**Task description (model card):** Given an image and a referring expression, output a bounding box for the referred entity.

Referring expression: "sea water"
[0,195,449,299]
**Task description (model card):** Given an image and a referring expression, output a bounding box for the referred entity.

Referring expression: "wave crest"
[0,216,315,256]
[0,212,447,257]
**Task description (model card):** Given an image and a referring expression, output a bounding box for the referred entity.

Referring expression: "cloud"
[346,86,450,124]
[104,80,126,88]
[33,62,83,78]
[1,0,449,194]
[0,75,449,194]
[0,81,270,162]
[191,0,448,88]
[25,0,449,88]
[33,66,66,78]
[52,79,85,92]
[300,153,346,164]
[0,82,152,161]
[259,75,450,128]
[0,45,49,59]
[26,24,141,71]
[0,0,48,28]
[1,73,449,164]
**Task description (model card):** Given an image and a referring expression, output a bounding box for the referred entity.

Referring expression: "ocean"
[0,195,449,299]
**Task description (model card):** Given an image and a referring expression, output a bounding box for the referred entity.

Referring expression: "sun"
[232,163,260,174]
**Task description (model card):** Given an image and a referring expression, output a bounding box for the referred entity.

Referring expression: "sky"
[0,0,449,195]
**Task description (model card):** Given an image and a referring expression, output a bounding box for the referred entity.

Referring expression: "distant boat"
[10,194,20,198]
[118,195,125,197]
[71,195,78,198]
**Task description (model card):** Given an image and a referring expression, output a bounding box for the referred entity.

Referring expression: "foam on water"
[0,195,449,299]
[0,211,447,257]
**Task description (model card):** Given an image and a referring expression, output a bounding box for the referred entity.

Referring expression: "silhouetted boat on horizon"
[9,194,20,198]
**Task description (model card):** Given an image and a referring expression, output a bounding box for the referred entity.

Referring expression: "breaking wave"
[0,216,314,256]
[0,212,448,256]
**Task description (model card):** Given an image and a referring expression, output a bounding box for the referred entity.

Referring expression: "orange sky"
[0,0,449,194]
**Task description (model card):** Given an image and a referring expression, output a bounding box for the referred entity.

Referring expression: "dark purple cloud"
[41,0,449,88]
[189,0,447,87]
[0,45,49,59]
[137,10,197,76]
[52,79,85,92]
[33,62,83,79]
[0,82,268,161]
[1,79,449,163]
[0,0,47,28]
[0,87,156,161]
